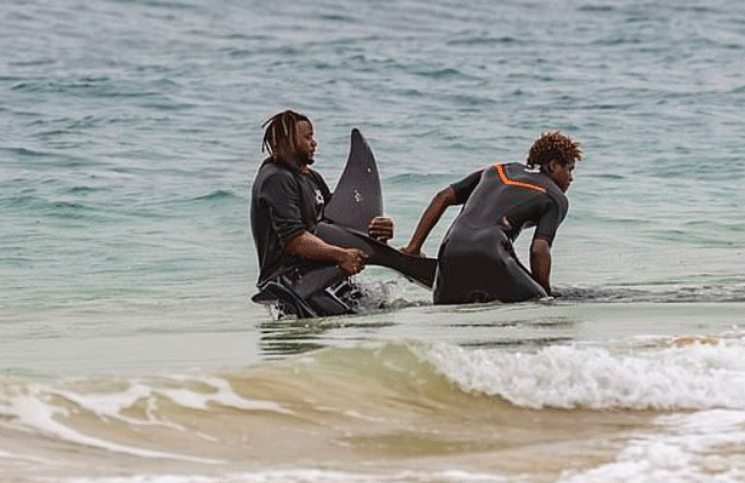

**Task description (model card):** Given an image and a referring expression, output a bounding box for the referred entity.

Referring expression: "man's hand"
[399,186,456,259]
[400,244,424,258]
[337,248,367,275]
[368,216,393,242]
[284,231,367,276]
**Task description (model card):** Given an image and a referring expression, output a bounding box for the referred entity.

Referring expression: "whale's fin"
[323,128,384,231]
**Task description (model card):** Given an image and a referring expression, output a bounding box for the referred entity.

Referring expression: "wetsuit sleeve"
[533,198,566,246]
[450,170,482,205]
[259,171,307,248]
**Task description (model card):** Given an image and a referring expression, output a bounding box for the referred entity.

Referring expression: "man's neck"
[271,155,308,173]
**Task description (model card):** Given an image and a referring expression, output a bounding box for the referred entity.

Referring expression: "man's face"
[549,159,575,192]
[294,120,317,164]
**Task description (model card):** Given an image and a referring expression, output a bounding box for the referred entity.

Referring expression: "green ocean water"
[1,0,745,482]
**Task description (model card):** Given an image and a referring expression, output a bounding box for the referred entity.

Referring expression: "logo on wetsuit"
[314,189,324,206]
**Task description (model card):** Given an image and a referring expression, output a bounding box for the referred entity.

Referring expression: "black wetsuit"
[251,159,359,317]
[251,159,331,283]
[434,162,568,304]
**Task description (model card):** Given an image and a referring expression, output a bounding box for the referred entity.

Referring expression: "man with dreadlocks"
[251,109,393,316]
[401,131,582,304]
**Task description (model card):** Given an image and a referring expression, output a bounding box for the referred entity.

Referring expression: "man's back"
[452,163,568,244]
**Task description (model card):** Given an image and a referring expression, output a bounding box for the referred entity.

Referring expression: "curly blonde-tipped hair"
[527,131,582,169]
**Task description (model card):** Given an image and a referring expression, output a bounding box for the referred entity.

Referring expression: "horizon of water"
[2,0,745,482]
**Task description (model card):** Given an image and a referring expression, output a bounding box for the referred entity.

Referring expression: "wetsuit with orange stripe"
[434,162,568,304]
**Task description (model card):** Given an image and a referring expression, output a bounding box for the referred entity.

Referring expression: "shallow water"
[2,0,745,481]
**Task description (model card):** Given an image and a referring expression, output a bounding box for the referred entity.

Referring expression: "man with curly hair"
[401,131,582,304]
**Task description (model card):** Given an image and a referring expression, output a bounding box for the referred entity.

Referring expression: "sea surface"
[2,0,745,482]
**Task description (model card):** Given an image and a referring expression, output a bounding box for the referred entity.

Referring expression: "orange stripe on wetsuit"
[494,163,546,193]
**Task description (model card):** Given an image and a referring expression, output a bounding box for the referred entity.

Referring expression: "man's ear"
[546,158,559,174]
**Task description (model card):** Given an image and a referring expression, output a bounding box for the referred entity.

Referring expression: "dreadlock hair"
[261,110,312,165]
[526,131,583,170]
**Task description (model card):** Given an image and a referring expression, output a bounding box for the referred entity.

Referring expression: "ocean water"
[2,0,745,481]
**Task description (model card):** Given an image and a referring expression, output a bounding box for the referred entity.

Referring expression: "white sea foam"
[51,469,512,483]
[3,393,221,463]
[557,409,745,483]
[153,376,293,414]
[0,447,59,464]
[426,337,745,410]
[0,375,291,462]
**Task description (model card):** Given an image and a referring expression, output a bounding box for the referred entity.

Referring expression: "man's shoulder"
[255,160,296,184]
[508,164,568,206]
[257,159,289,175]
[252,161,301,202]
[499,163,545,187]
[541,177,569,214]
[503,162,533,175]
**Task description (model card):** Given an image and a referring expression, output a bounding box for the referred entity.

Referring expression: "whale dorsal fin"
[324,128,383,231]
